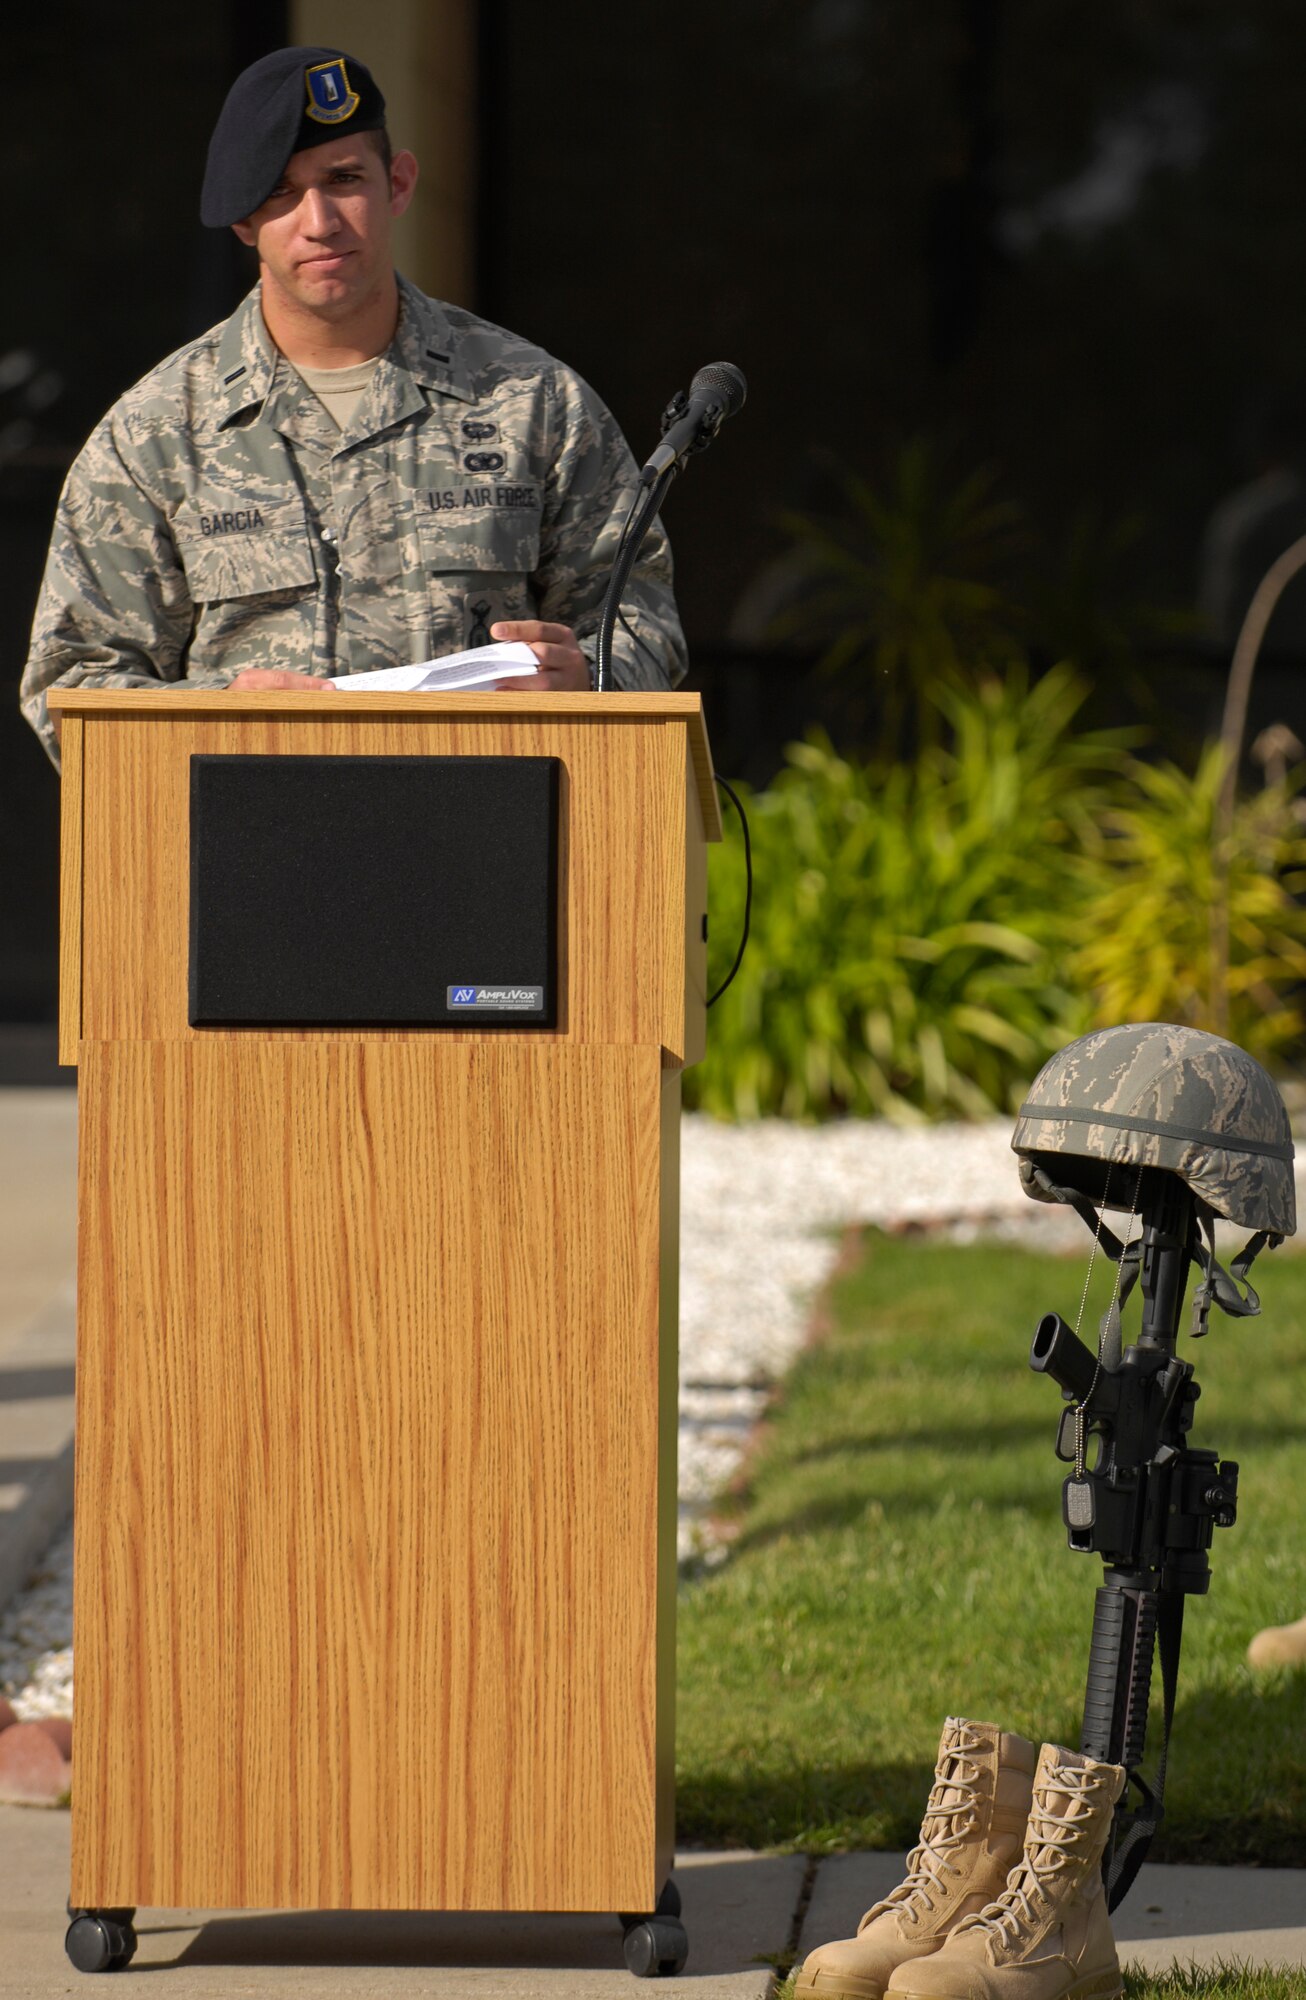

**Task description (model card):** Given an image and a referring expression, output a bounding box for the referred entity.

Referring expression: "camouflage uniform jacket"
[21,277,687,764]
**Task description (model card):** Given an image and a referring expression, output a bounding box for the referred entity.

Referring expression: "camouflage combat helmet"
[1012,1022,1296,1239]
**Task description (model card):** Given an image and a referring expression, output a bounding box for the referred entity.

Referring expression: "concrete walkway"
[3,1810,798,1996]
[3,1809,1304,1993]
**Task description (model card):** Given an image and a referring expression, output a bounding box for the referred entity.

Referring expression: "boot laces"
[864,1725,987,1927]
[960,1768,1108,1949]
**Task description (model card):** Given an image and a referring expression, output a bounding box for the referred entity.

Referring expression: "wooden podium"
[49,688,719,1934]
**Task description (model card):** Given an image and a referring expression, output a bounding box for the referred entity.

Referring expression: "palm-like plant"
[773,440,1028,753]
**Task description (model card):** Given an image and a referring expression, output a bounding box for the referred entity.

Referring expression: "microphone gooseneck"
[597,361,747,690]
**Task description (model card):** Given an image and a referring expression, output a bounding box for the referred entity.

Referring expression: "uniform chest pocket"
[416,493,542,577]
[172,501,318,603]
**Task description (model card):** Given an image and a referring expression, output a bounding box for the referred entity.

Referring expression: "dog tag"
[1064,1479,1096,1531]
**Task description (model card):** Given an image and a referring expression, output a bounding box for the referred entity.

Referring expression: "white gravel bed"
[0,1518,72,1720]
[0,1115,1096,1717]
[675,1114,1082,1557]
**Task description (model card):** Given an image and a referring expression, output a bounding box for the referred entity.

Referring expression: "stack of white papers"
[330,641,540,692]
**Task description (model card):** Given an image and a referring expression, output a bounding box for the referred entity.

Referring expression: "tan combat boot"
[884,1742,1127,2000]
[795,1718,1038,2000]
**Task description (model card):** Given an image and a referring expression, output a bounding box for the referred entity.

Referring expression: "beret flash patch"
[305,58,360,124]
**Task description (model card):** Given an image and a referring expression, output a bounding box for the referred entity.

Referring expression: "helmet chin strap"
[1025,1164,1280,1335]
[1188,1214,1277,1333]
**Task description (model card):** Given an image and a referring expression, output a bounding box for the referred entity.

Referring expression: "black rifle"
[1028,1167,1240,1911]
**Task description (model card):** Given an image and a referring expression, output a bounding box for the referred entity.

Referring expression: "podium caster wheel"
[622,1915,688,1977]
[65,1914,137,1973]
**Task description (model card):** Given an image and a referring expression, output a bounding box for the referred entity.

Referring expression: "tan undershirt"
[293,355,382,432]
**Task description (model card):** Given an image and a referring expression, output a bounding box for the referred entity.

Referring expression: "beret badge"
[305,58,361,125]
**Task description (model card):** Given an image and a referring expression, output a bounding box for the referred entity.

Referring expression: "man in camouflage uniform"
[20,46,686,766]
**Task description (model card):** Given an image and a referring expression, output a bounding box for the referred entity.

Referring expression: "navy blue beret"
[201,46,387,229]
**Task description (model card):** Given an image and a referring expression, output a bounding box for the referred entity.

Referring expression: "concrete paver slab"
[0,1092,76,1353]
[1,1810,798,1996]
[796,1851,911,1958]
[0,1090,77,1616]
[796,1852,1306,1979]
[0,1296,76,1612]
[1113,1863,1306,1973]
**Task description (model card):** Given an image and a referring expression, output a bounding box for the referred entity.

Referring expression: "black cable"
[612,478,674,676]
[589,484,644,686]
[604,495,750,997]
[610,478,645,569]
[596,465,676,688]
[708,775,752,1007]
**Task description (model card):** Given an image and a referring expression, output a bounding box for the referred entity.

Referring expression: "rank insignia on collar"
[304,58,360,124]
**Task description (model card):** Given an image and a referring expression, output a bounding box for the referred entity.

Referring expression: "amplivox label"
[448,985,545,1010]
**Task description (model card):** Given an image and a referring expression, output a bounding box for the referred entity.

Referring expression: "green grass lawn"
[676,1231,1306,1863]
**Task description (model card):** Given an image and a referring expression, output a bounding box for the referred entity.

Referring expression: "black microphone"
[639,362,747,485]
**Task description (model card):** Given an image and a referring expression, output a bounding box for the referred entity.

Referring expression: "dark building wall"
[477,4,1306,773]
[477,1,918,653]
[1,1,286,1024]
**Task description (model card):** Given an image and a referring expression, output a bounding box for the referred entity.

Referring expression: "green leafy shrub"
[693,677,1306,1122]
[1074,745,1306,1066]
[689,665,1127,1121]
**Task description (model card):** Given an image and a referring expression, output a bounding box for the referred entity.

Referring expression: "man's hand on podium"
[228,669,337,690]
[489,621,590,690]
